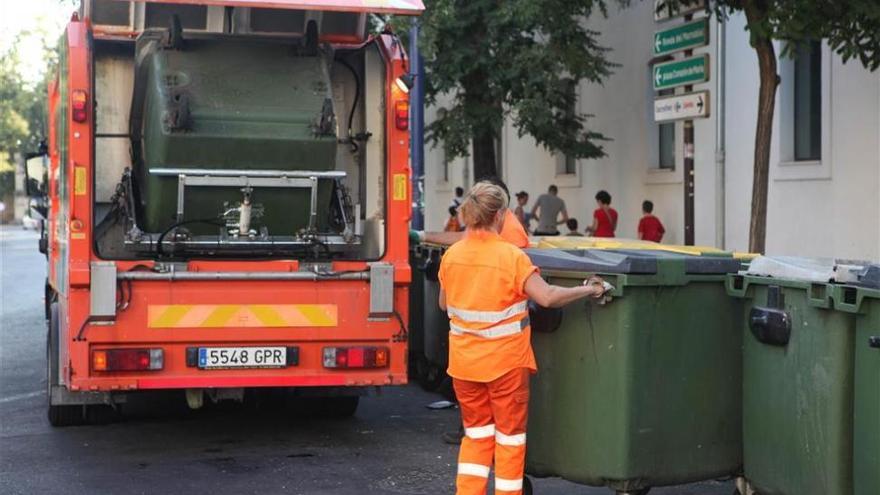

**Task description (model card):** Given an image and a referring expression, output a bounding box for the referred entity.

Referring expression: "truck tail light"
[92,348,163,372]
[394,100,409,131]
[71,90,88,123]
[323,347,389,369]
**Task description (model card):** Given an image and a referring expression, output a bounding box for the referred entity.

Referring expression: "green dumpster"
[833,265,880,495]
[727,257,865,495]
[408,244,450,390]
[524,248,744,494]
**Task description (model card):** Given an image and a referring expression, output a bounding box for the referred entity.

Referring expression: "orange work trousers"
[453,367,530,495]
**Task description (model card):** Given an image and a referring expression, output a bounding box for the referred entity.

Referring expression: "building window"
[556,80,577,176]
[793,40,821,161]
[657,88,675,170]
[658,122,675,169]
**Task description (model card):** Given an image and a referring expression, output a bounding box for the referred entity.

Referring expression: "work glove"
[409,229,425,244]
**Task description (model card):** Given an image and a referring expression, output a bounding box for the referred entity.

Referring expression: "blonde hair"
[459,181,509,230]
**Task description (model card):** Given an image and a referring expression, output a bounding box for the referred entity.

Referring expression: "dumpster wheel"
[523,475,533,495]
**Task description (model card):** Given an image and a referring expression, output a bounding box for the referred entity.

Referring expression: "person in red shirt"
[586,190,617,238]
[638,200,666,242]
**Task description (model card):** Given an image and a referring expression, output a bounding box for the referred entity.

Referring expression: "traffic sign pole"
[683,13,696,246]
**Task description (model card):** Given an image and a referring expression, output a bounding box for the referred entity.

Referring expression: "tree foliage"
[0,27,59,198]
[656,0,879,252]
[409,0,617,179]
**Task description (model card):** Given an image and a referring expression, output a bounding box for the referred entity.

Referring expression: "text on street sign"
[654,91,710,122]
[654,18,709,56]
[653,55,709,91]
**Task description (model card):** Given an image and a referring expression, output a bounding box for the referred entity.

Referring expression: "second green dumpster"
[728,257,865,495]
[834,265,880,495]
[524,248,744,495]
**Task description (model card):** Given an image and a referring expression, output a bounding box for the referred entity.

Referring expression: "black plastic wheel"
[523,476,533,495]
[416,358,447,392]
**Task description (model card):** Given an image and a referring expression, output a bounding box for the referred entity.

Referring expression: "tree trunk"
[471,126,497,181]
[744,1,779,254]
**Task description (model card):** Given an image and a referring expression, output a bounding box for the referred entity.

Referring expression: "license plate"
[198,347,287,369]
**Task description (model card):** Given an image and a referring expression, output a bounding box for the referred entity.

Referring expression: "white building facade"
[421,2,880,260]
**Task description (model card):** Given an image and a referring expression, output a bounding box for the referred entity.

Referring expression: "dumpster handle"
[749,307,792,346]
[870,336,880,349]
[749,286,791,347]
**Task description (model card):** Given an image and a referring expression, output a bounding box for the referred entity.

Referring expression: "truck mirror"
[24,148,49,217]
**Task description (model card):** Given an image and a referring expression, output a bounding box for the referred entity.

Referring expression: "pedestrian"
[586,190,617,238]
[513,191,529,230]
[451,187,465,209]
[438,181,608,495]
[565,218,583,236]
[637,200,665,242]
[530,185,568,236]
[445,206,463,232]
[414,177,529,250]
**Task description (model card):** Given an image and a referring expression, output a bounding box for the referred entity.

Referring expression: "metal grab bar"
[117,271,370,281]
[151,168,346,179]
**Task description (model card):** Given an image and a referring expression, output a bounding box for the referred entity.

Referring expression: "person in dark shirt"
[638,200,665,242]
[566,218,583,236]
[586,190,617,238]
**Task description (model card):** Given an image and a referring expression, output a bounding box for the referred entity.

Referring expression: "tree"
[410,0,616,180]
[0,25,60,200]
[657,0,879,253]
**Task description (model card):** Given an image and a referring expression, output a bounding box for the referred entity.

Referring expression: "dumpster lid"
[127,0,425,15]
[607,249,743,274]
[525,248,658,274]
[855,264,880,289]
[744,256,867,284]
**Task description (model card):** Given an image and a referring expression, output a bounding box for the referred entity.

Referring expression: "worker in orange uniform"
[411,177,530,445]
[438,181,608,495]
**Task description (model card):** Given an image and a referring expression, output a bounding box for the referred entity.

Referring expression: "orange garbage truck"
[25,0,423,426]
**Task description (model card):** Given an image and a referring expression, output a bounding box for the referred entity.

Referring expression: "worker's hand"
[582,276,607,298]
[409,230,425,244]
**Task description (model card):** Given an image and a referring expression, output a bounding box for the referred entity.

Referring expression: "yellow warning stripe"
[147,304,338,328]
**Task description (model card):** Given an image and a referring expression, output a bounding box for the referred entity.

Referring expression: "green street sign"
[653,19,708,56]
[653,55,709,91]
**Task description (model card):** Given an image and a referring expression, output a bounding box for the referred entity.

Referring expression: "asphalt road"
[0,226,735,495]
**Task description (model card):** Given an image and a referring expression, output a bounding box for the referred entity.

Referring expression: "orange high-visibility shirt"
[439,229,538,382]
[500,209,530,248]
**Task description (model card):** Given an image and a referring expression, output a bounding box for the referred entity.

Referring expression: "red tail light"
[323,347,389,369]
[71,90,88,123]
[92,348,164,372]
[395,100,409,131]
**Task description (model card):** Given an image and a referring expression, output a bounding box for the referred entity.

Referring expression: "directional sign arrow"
[653,90,710,122]
[654,34,663,54]
[654,67,663,86]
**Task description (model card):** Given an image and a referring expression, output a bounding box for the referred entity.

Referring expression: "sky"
[0,0,79,84]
